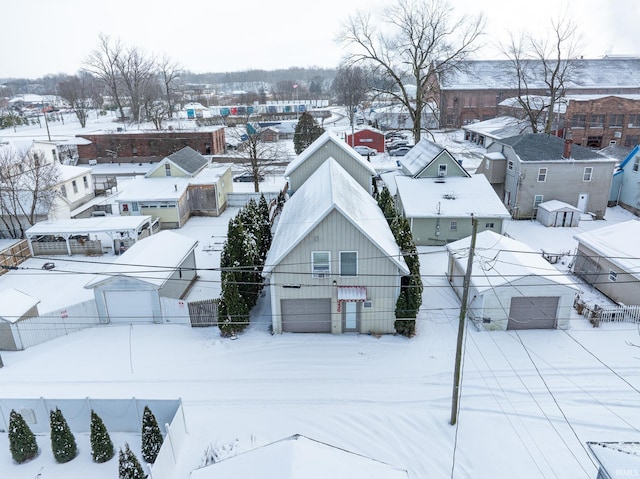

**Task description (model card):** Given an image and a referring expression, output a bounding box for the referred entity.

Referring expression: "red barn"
[345,127,385,153]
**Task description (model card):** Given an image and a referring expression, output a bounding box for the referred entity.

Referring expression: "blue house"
[609,145,640,214]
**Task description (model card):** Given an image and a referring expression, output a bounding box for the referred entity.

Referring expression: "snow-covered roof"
[446,230,579,293]
[538,200,581,213]
[160,146,208,176]
[398,139,446,176]
[84,230,198,288]
[115,176,191,202]
[462,116,536,139]
[188,163,232,185]
[379,169,402,196]
[265,158,408,275]
[189,434,408,479]
[35,137,92,146]
[0,288,39,323]
[284,131,376,178]
[587,442,640,478]
[26,216,154,236]
[395,175,510,219]
[58,164,92,182]
[573,220,640,279]
[497,134,615,163]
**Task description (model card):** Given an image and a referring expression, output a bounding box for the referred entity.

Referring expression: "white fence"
[227,191,280,207]
[149,402,189,479]
[595,305,640,325]
[14,299,100,349]
[160,297,191,325]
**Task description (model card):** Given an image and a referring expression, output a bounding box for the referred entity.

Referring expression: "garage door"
[104,290,155,323]
[281,299,331,333]
[507,296,560,330]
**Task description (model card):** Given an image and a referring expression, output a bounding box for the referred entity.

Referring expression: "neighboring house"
[0,288,39,351]
[189,434,409,479]
[284,132,377,194]
[396,138,468,178]
[478,134,617,219]
[609,145,640,215]
[536,200,581,227]
[32,137,91,165]
[345,127,385,153]
[446,231,580,331]
[84,230,198,324]
[264,158,409,334]
[50,164,95,220]
[587,441,640,479]
[572,220,640,306]
[115,147,233,227]
[462,116,536,148]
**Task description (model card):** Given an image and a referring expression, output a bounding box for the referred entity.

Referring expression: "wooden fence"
[0,239,30,275]
[188,298,219,327]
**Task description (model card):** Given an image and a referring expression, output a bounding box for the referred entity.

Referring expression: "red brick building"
[76,128,226,161]
[345,127,385,153]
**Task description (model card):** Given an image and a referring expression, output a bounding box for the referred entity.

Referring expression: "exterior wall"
[93,278,162,323]
[269,210,402,334]
[415,151,467,178]
[147,161,191,178]
[158,252,197,299]
[573,243,640,306]
[119,194,189,229]
[57,172,95,212]
[288,143,373,194]
[409,216,504,246]
[504,156,616,219]
[76,129,226,159]
[345,130,385,153]
[477,157,507,185]
[616,150,640,213]
[536,207,580,227]
[565,96,640,149]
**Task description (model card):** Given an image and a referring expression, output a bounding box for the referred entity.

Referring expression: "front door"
[577,193,588,212]
[343,302,359,332]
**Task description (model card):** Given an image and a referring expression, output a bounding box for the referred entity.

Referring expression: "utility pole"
[450,216,478,425]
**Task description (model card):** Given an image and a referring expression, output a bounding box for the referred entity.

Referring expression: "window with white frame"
[537,168,547,182]
[60,185,67,198]
[450,221,457,231]
[609,270,618,282]
[83,176,88,189]
[533,194,544,208]
[583,167,593,182]
[507,160,514,171]
[634,157,640,173]
[485,222,495,228]
[165,163,172,177]
[438,164,447,177]
[72,180,78,194]
[340,251,358,277]
[312,251,331,278]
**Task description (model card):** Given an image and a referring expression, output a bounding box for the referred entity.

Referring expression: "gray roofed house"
[148,146,208,178]
[397,139,470,178]
[477,133,617,219]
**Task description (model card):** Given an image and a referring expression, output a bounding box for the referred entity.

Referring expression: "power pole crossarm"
[450,216,478,426]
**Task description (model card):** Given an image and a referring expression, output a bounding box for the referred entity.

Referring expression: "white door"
[343,302,359,332]
[577,193,588,212]
[104,290,154,323]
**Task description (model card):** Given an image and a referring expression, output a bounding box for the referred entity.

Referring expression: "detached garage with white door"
[84,231,198,324]
[446,231,580,331]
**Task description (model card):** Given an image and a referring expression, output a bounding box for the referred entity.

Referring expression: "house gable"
[146,146,207,178]
[414,150,470,178]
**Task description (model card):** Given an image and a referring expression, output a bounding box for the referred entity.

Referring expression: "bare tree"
[0,148,60,238]
[502,12,580,134]
[116,46,157,123]
[338,0,484,142]
[83,34,127,121]
[56,72,100,127]
[158,55,182,118]
[272,80,297,102]
[331,63,369,128]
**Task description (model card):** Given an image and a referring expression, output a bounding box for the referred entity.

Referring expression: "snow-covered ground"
[1,110,640,479]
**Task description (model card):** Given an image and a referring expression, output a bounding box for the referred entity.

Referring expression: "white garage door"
[507,296,560,330]
[104,290,155,323]
[281,299,332,333]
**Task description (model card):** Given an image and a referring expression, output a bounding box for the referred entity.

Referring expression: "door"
[342,302,360,332]
[507,296,560,330]
[281,299,332,333]
[104,290,155,323]
[577,193,588,212]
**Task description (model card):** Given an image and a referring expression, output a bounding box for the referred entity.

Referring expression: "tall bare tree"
[338,0,484,142]
[116,46,157,123]
[502,13,581,134]
[158,55,182,119]
[56,72,100,127]
[331,63,369,128]
[83,34,127,121]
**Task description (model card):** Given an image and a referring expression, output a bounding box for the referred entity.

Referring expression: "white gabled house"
[284,131,377,194]
[264,158,409,334]
[446,231,580,331]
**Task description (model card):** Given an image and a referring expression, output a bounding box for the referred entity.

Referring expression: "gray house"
[572,220,640,306]
[0,288,40,350]
[84,230,198,324]
[397,139,466,178]
[264,158,409,334]
[478,134,617,219]
[284,132,377,194]
[609,145,640,215]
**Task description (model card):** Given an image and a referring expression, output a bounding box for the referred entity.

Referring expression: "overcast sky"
[2,0,639,79]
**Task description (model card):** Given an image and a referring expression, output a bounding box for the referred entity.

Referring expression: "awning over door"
[337,286,367,312]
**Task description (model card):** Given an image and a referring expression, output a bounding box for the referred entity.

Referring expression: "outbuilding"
[446,231,580,331]
[536,200,581,227]
[0,288,40,350]
[344,127,385,153]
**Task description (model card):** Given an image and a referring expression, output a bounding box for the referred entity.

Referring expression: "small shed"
[84,231,198,324]
[536,200,581,227]
[344,127,385,153]
[0,288,40,351]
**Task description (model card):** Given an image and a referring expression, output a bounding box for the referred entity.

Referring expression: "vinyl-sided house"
[264,158,409,334]
[284,132,377,194]
[572,220,640,306]
[397,139,463,178]
[609,145,640,215]
[478,134,617,219]
[587,441,640,479]
[446,231,580,330]
[115,146,233,228]
[84,230,198,324]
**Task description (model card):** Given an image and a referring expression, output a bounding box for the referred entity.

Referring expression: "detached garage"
[0,288,40,351]
[446,231,580,331]
[84,231,198,324]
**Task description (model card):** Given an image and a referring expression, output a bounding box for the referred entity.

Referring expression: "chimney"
[563,132,573,159]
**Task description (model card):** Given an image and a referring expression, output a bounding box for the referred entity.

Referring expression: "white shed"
[0,288,40,350]
[537,200,581,227]
[446,231,580,331]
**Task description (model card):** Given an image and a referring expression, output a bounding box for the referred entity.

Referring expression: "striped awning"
[337,286,367,302]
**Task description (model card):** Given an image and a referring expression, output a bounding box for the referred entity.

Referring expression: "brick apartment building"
[432,57,640,128]
[76,127,226,161]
